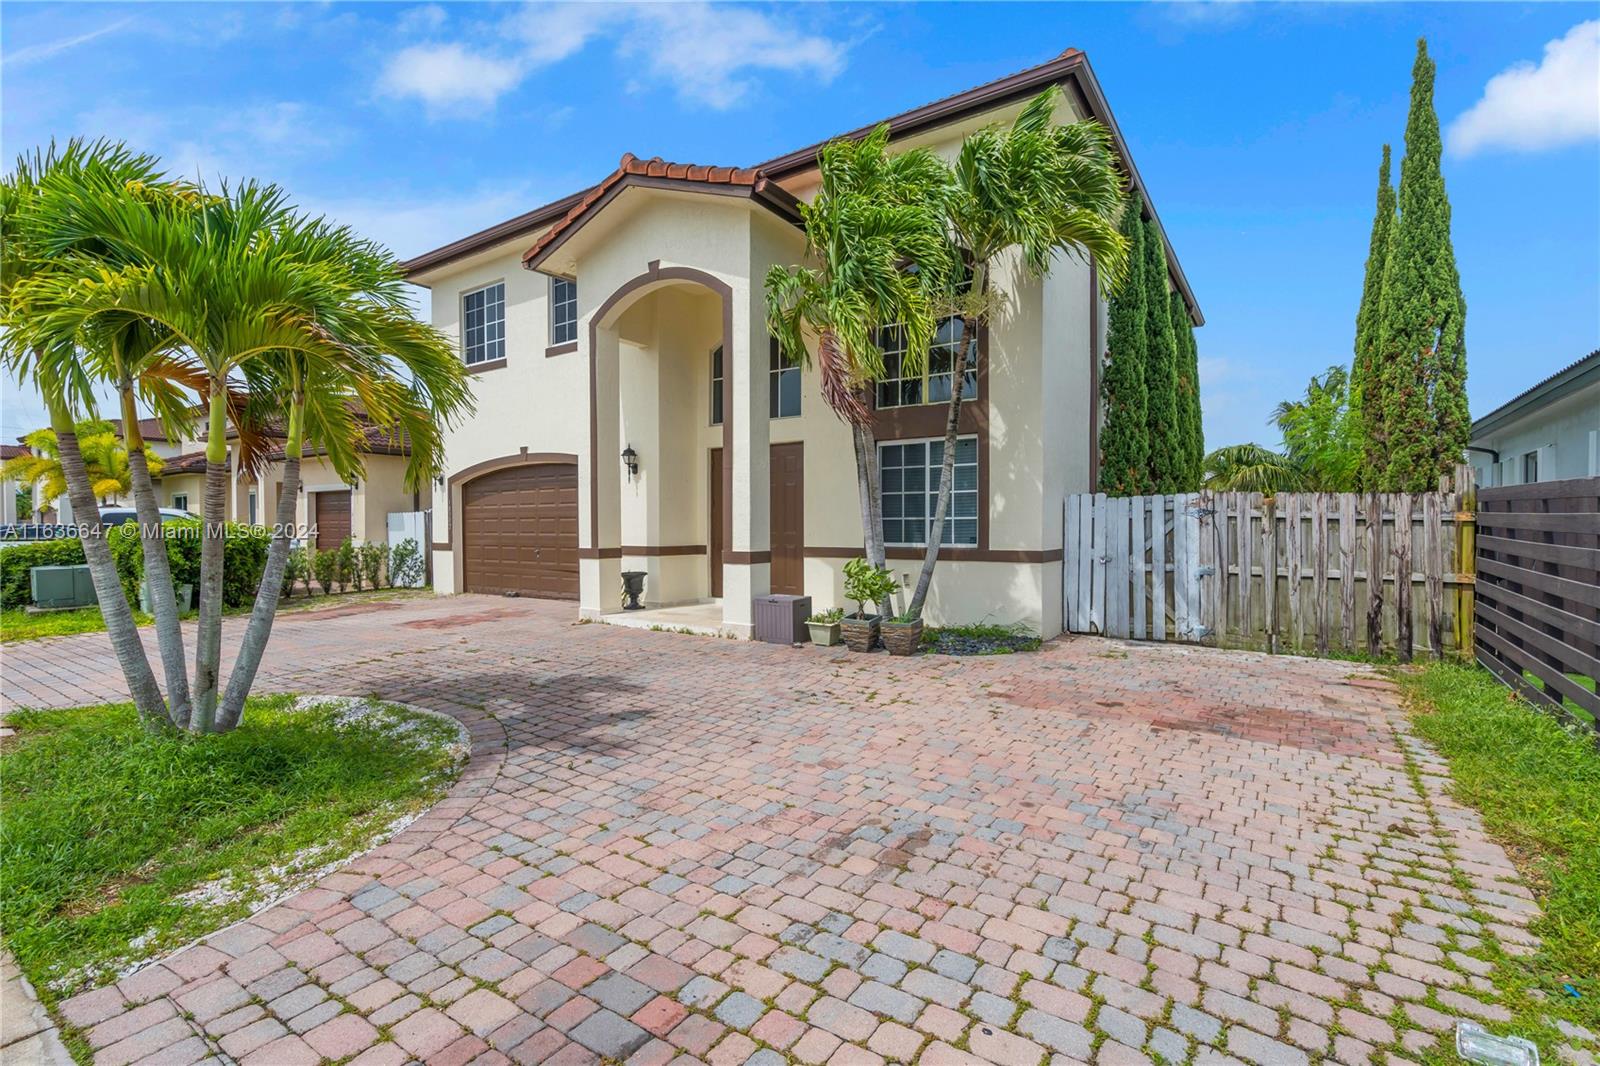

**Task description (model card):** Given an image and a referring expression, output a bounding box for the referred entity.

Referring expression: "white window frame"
[876,314,978,410]
[461,281,506,366]
[769,339,801,419]
[549,276,578,346]
[878,434,979,548]
[172,492,189,511]
[248,488,258,525]
[710,345,725,426]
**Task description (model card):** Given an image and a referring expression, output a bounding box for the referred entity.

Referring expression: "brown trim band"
[723,551,771,564]
[545,342,578,358]
[465,358,506,375]
[804,546,1063,563]
[622,544,707,556]
[430,542,451,552]
[578,547,623,560]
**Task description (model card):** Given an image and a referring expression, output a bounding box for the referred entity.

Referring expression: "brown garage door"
[314,490,351,552]
[462,463,579,599]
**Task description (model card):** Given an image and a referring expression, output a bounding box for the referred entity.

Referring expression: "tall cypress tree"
[1170,289,1204,489]
[1376,39,1469,491]
[1099,195,1148,495]
[1141,217,1182,492]
[1351,144,1395,489]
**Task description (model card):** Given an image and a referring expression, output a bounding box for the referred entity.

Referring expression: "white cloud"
[1448,20,1600,156]
[377,43,526,111]
[1,16,135,69]
[396,4,448,36]
[376,2,849,116]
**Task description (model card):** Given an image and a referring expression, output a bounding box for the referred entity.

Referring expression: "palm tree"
[905,87,1129,619]
[766,125,953,599]
[1202,443,1307,494]
[1272,365,1361,492]
[4,141,472,733]
[1,141,174,730]
[1,421,165,505]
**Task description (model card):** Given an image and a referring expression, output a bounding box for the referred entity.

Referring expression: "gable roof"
[521,153,803,274]
[0,444,30,461]
[400,47,1203,324]
[1471,349,1600,438]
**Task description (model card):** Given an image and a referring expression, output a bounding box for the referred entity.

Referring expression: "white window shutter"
[1589,430,1598,476]
[1537,445,1555,483]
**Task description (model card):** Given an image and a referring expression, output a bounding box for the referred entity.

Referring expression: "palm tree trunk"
[47,398,171,730]
[907,315,975,620]
[120,378,193,729]
[216,397,302,730]
[190,379,230,732]
[850,409,893,617]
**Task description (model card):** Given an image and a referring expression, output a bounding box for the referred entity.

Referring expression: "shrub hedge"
[107,519,270,609]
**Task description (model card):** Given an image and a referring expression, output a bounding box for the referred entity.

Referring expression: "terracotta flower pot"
[839,614,881,653]
[881,618,924,656]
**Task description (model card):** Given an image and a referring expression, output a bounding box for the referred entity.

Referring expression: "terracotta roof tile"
[521,153,781,269]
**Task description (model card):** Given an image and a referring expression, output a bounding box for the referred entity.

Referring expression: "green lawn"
[1397,662,1600,1037]
[0,695,465,1007]
[0,586,432,644]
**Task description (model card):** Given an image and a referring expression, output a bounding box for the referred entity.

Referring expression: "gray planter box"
[753,594,812,644]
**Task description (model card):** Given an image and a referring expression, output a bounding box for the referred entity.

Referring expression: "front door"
[770,443,804,595]
[708,448,724,598]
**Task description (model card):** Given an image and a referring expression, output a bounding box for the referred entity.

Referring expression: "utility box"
[30,564,97,609]
[753,594,812,644]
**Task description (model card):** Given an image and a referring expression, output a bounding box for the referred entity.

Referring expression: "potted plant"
[881,612,923,656]
[806,607,844,647]
[840,557,897,653]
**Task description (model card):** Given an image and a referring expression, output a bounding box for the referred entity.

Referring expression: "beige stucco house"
[155,427,425,552]
[403,49,1202,639]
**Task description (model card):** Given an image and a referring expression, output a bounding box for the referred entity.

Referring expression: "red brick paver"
[9,595,1568,1064]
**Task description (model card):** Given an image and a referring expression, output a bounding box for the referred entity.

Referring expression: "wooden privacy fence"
[1474,477,1600,730]
[1064,467,1477,659]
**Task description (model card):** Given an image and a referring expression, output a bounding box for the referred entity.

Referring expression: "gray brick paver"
[2,596,1549,1066]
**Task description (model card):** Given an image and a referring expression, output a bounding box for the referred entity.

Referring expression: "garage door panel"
[462,463,579,599]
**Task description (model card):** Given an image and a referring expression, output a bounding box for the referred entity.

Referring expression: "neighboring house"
[1469,350,1599,488]
[1,444,29,524]
[158,421,425,551]
[402,49,1203,638]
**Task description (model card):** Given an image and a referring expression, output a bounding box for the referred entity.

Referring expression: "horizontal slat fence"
[1474,476,1600,731]
[1066,467,1475,660]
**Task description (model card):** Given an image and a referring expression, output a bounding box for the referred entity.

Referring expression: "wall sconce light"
[621,444,639,481]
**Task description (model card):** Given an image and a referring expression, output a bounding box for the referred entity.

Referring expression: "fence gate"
[1064,492,1213,642]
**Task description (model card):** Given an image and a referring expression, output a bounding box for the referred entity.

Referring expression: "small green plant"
[282,546,307,599]
[843,557,898,619]
[388,538,424,588]
[807,607,844,625]
[310,547,337,595]
[358,542,385,591]
[336,538,357,591]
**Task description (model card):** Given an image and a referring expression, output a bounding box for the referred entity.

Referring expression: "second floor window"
[1523,450,1539,484]
[876,315,978,408]
[770,339,800,418]
[463,282,505,365]
[550,276,578,345]
[710,345,724,425]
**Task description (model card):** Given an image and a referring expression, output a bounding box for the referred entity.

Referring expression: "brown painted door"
[462,463,579,599]
[314,490,351,552]
[770,443,804,595]
[708,448,724,598]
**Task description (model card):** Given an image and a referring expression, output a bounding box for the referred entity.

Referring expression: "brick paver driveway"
[6,596,1546,1066]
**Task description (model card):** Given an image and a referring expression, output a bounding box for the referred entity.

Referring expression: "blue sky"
[3,2,1597,450]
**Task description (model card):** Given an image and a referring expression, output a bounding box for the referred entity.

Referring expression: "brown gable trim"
[400,188,592,281]
[522,166,803,275]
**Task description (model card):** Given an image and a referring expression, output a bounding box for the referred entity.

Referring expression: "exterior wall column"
[722,281,769,636]
[580,324,623,617]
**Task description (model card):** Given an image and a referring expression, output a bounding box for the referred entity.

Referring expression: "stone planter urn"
[620,570,647,610]
[807,620,842,647]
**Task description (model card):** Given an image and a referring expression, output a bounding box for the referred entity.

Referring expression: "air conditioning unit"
[30,565,98,609]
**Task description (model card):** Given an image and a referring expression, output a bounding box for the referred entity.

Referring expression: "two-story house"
[402,48,1203,639]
